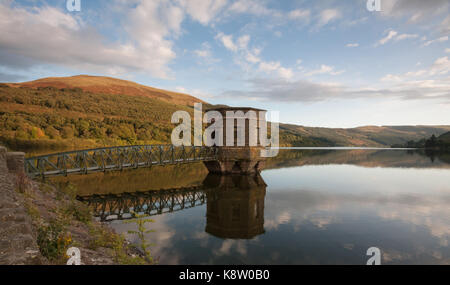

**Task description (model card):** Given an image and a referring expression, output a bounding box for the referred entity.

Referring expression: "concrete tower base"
[203,146,266,175]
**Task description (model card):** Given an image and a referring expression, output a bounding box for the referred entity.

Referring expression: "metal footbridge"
[25,145,217,178]
[77,186,207,222]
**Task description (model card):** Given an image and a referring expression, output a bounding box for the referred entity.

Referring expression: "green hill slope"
[1,75,449,154]
[0,83,196,153]
[280,124,450,147]
[438,131,450,143]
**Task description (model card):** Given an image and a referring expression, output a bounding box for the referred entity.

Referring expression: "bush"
[37,219,72,262]
[15,172,31,193]
[64,201,92,224]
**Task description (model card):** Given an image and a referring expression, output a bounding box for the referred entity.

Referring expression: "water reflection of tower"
[203,174,266,239]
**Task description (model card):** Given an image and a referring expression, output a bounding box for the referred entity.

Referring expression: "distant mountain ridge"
[280,124,450,147]
[7,75,204,106]
[1,75,449,153]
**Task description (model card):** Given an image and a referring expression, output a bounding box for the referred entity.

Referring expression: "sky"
[0,0,449,128]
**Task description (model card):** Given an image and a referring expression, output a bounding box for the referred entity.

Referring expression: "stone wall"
[0,146,42,264]
[6,152,25,174]
[203,107,267,175]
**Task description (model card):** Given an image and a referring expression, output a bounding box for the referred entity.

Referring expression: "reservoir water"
[53,149,450,264]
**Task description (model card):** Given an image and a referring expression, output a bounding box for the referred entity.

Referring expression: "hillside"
[7,75,203,106]
[439,131,450,143]
[265,149,450,170]
[1,75,449,154]
[280,124,450,147]
[0,82,196,153]
[426,131,450,150]
[391,131,450,149]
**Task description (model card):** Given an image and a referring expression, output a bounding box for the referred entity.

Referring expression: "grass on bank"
[14,173,156,265]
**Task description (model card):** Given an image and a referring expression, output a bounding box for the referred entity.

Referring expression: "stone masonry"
[203,107,266,174]
[0,146,41,264]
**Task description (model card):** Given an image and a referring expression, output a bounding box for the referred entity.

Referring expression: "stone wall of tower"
[203,107,267,175]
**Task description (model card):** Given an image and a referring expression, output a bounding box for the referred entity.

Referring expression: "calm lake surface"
[54,149,450,264]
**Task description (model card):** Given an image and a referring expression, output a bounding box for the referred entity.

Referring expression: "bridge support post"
[6,151,25,174]
[203,147,265,174]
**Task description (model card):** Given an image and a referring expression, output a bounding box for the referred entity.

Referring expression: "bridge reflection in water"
[77,174,266,239]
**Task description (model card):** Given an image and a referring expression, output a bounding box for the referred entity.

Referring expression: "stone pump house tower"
[203,107,267,175]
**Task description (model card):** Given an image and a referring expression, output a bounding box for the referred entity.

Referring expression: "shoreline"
[0,146,152,265]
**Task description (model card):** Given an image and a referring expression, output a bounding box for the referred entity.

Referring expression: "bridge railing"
[78,186,207,221]
[25,145,217,178]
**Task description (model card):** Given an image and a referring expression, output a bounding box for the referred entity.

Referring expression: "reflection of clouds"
[383,247,449,264]
[264,190,340,231]
[266,165,450,196]
[382,250,412,263]
[308,216,338,228]
[264,211,291,230]
[375,201,450,246]
[192,231,210,248]
[104,163,450,264]
[265,188,450,248]
[109,214,180,264]
[214,240,248,257]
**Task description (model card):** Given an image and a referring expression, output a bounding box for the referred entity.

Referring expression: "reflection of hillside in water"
[422,150,450,164]
[265,149,450,169]
[52,163,208,196]
[51,150,450,197]
[51,149,450,264]
[77,173,267,240]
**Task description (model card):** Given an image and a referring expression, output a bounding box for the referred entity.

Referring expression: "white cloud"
[395,34,419,41]
[245,50,261,64]
[194,43,211,58]
[317,9,341,28]
[258,61,293,79]
[381,0,449,23]
[378,30,398,45]
[216,31,292,79]
[227,1,311,26]
[215,32,238,52]
[222,78,343,102]
[429,56,450,76]
[446,48,450,53]
[193,42,220,65]
[224,56,450,103]
[174,86,214,100]
[381,74,403,82]
[237,35,250,49]
[222,76,450,103]
[343,17,368,27]
[184,88,215,100]
[306,65,345,76]
[346,43,359,48]
[287,9,310,21]
[228,0,275,16]
[423,36,448,47]
[0,1,186,78]
[404,70,427,77]
[440,15,450,35]
[381,56,450,81]
[376,30,419,46]
[178,0,227,25]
